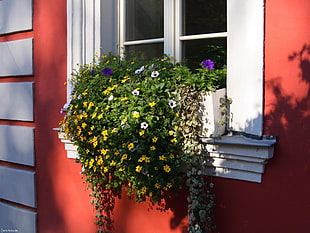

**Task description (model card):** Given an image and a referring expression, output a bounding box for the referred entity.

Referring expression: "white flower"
[108,95,114,101]
[169,99,177,108]
[140,122,148,129]
[132,89,140,95]
[151,71,159,77]
[135,66,145,74]
[60,103,70,113]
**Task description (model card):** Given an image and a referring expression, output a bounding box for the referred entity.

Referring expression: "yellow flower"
[132,111,140,118]
[169,153,175,159]
[152,137,158,142]
[149,102,156,107]
[100,149,109,155]
[121,154,128,162]
[103,167,108,173]
[155,183,161,189]
[136,165,143,172]
[168,130,174,136]
[97,113,103,119]
[159,155,167,161]
[101,130,108,136]
[82,123,87,128]
[141,186,147,194]
[163,164,171,173]
[150,146,156,151]
[139,130,145,136]
[97,156,103,165]
[110,160,116,166]
[170,138,178,143]
[88,102,94,109]
[89,159,94,168]
[121,97,128,101]
[128,143,134,150]
[166,183,172,188]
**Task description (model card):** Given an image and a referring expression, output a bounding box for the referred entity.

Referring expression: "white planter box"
[200,88,226,138]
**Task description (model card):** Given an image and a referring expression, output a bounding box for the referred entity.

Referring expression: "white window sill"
[201,134,277,183]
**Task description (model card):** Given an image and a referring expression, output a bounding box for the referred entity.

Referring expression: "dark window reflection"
[126,0,164,41]
[125,43,164,61]
[183,0,227,35]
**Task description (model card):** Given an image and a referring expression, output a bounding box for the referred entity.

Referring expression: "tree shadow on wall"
[265,43,310,159]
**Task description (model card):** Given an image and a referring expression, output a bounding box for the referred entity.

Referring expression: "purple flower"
[89,70,96,75]
[201,59,215,70]
[102,68,113,76]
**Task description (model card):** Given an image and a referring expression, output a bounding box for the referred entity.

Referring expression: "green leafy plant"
[59,53,226,233]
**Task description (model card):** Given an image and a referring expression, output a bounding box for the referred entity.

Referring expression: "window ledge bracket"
[201,134,277,183]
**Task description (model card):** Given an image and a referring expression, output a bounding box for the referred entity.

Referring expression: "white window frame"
[65,0,277,183]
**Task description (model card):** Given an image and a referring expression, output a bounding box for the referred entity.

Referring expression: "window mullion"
[164,0,175,58]
[119,0,125,56]
[174,0,182,62]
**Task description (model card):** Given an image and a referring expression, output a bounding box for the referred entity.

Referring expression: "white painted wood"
[67,0,101,102]
[227,0,264,136]
[55,130,79,159]
[203,135,276,183]
[0,38,33,77]
[205,166,262,183]
[200,88,226,137]
[0,0,32,34]
[0,125,35,166]
[0,202,36,233]
[0,166,36,208]
[0,82,34,121]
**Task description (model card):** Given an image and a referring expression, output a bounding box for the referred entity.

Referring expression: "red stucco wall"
[32,0,310,232]
[213,1,310,233]
[32,1,97,232]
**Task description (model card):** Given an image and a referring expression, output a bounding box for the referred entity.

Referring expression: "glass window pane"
[126,0,164,41]
[182,38,227,70]
[125,43,164,61]
[183,0,227,35]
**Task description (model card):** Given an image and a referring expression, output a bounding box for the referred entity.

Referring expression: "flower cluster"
[60,54,186,204]
[59,53,226,232]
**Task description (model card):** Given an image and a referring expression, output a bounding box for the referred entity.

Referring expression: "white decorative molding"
[0,202,36,233]
[0,38,33,77]
[67,0,101,101]
[202,134,276,183]
[0,125,35,166]
[57,131,78,159]
[0,82,34,121]
[0,0,33,34]
[227,0,264,135]
[0,166,36,207]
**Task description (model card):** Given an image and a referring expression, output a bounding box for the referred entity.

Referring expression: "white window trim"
[63,0,276,183]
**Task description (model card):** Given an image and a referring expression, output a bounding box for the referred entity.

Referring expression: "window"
[119,0,227,69]
[66,0,277,183]
[67,0,265,137]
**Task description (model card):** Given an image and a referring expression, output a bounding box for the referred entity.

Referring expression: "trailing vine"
[178,86,216,233]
